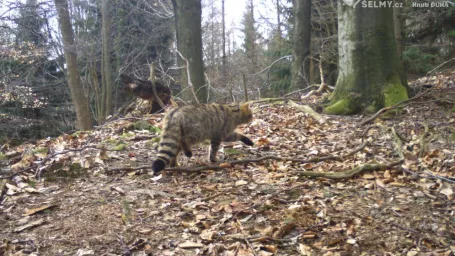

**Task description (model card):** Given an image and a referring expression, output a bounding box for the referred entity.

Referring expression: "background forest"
[1,0,455,255]
[1,0,454,144]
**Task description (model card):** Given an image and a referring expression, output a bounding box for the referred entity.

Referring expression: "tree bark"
[324,0,409,115]
[101,0,113,121]
[54,0,92,130]
[291,0,312,90]
[172,0,207,103]
[393,0,405,64]
[222,0,227,67]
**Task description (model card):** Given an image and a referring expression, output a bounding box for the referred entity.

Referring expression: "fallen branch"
[301,83,331,100]
[288,100,324,124]
[106,140,369,173]
[294,160,404,179]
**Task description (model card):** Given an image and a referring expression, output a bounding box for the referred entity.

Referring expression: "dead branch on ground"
[294,160,404,179]
[106,140,369,174]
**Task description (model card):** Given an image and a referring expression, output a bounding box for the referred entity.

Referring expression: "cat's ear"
[240,102,252,113]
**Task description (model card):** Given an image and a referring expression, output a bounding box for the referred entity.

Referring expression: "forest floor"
[1,72,454,256]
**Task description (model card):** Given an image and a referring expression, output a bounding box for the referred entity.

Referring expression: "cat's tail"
[152,110,182,173]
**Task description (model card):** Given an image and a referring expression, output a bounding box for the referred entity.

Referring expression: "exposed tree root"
[359,89,432,126]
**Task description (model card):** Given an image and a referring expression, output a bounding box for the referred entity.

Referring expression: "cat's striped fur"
[152,103,254,173]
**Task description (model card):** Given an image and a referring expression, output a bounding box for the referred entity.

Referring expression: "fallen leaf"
[178,241,204,249]
[200,230,217,241]
[13,219,45,232]
[440,186,453,200]
[23,204,58,216]
[235,180,248,186]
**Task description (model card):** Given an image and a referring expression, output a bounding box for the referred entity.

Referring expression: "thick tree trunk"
[393,0,405,64]
[172,0,207,103]
[54,0,92,130]
[324,1,409,115]
[101,0,113,121]
[291,0,312,90]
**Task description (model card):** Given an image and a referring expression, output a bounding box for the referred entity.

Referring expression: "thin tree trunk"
[291,0,312,90]
[101,0,112,121]
[172,0,207,103]
[54,0,92,130]
[276,0,281,39]
[222,0,227,67]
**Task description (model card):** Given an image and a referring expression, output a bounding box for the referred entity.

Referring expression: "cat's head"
[239,102,253,124]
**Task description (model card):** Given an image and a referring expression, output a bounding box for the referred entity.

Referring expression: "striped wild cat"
[152,102,254,173]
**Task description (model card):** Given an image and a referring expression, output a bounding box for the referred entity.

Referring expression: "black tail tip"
[241,137,254,146]
[152,159,166,174]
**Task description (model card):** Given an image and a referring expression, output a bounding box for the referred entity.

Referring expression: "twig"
[175,50,200,104]
[418,122,429,158]
[390,222,418,234]
[257,55,292,90]
[244,237,258,256]
[391,126,404,159]
[242,74,248,102]
[148,62,166,111]
[399,167,455,184]
[281,86,317,98]
[426,58,455,75]
[0,182,8,205]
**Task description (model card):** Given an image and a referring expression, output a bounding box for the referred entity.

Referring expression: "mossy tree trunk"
[291,0,312,91]
[171,0,207,103]
[324,1,409,115]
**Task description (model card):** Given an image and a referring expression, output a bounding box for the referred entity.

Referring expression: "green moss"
[324,99,358,115]
[0,153,6,161]
[112,143,127,151]
[72,131,87,137]
[224,148,242,156]
[382,75,408,107]
[145,140,156,148]
[120,132,134,139]
[102,138,118,145]
[151,137,160,143]
[33,147,49,154]
[132,120,161,134]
